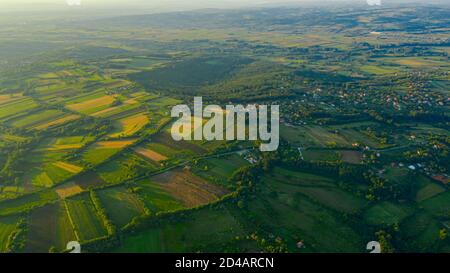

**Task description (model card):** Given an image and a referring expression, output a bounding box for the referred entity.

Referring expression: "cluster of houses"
[238,150,259,165]
[388,162,449,185]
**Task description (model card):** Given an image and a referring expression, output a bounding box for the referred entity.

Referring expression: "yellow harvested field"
[124,98,139,104]
[53,161,83,174]
[1,134,27,142]
[109,113,149,138]
[46,144,83,151]
[90,106,118,117]
[390,57,446,68]
[395,59,428,67]
[130,92,151,99]
[134,147,168,162]
[35,172,53,187]
[0,94,23,105]
[33,114,80,130]
[55,182,83,199]
[91,98,139,117]
[66,96,115,112]
[94,139,136,149]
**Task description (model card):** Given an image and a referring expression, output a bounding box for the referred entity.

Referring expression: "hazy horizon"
[0,0,448,24]
[0,0,356,17]
[1,0,446,12]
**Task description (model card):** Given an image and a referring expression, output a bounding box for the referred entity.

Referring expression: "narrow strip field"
[82,139,137,165]
[66,95,115,114]
[95,140,136,149]
[55,182,83,199]
[33,115,80,130]
[52,161,83,174]
[9,110,65,129]
[134,147,168,162]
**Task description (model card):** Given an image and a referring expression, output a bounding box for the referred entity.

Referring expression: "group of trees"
[364,171,417,202]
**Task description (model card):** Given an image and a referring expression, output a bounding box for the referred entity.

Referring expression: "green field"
[130,57,252,92]
[0,215,21,253]
[80,140,137,166]
[264,167,367,214]
[0,191,58,217]
[134,179,185,213]
[8,109,65,129]
[151,132,207,156]
[97,153,157,184]
[416,178,446,202]
[111,208,252,252]
[421,191,450,218]
[0,98,39,121]
[65,194,108,242]
[363,202,414,226]
[96,186,147,228]
[54,136,95,146]
[359,65,400,75]
[302,149,341,162]
[194,154,250,186]
[235,167,367,252]
[400,212,445,252]
[82,148,121,165]
[145,143,180,158]
[280,125,352,148]
[31,163,79,187]
[24,202,77,253]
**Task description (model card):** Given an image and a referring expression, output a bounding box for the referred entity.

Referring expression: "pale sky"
[1,0,355,17]
[0,0,443,12]
[0,0,334,12]
[0,0,311,6]
[0,0,364,8]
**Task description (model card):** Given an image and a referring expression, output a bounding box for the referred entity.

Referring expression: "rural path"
[372,145,411,152]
